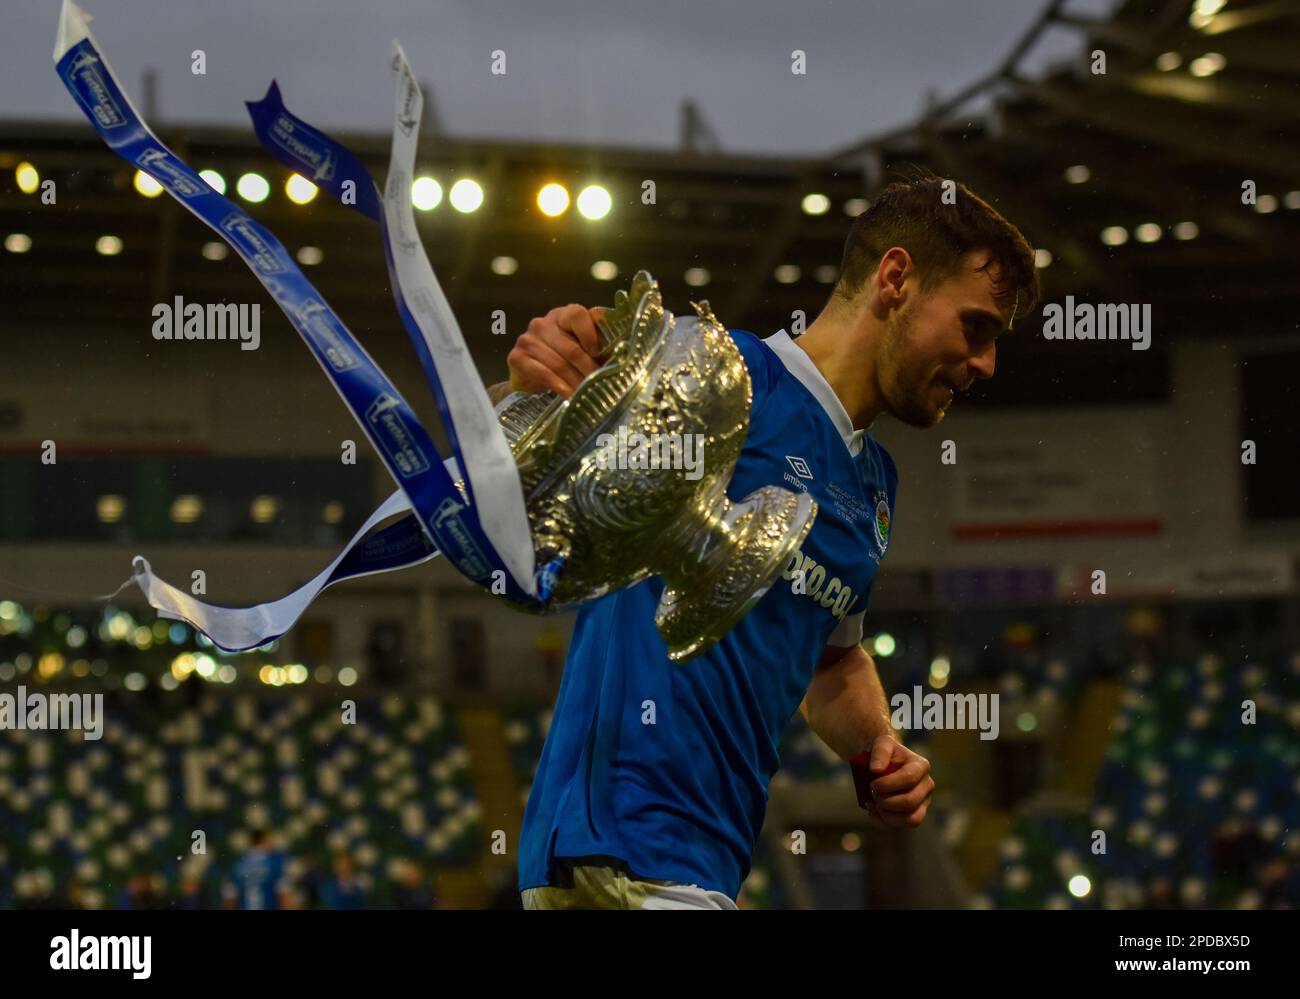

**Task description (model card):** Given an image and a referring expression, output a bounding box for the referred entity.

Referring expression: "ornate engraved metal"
[497,270,817,661]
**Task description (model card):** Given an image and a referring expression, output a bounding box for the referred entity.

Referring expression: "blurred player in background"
[320,851,367,910]
[224,828,288,911]
[390,859,435,909]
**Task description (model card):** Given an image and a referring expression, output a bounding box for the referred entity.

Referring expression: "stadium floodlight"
[1190,0,1225,29]
[411,176,442,211]
[576,185,612,220]
[95,235,123,256]
[449,178,484,213]
[170,494,202,523]
[285,173,318,205]
[801,193,830,216]
[4,233,32,253]
[15,161,39,194]
[236,172,270,203]
[537,182,569,217]
[1189,52,1225,77]
[199,169,226,194]
[1134,223,1162,243]
[250,496,279,523]
[96,494,125,523]
[133,170,163,198]
[684,267,710,288]
[774,264,800,284]
[590,260,618,281]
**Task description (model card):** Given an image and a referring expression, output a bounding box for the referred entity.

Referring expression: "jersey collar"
[765,329,866,457]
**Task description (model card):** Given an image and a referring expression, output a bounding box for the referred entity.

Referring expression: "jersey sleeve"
[827,609,865,648]
[727,329,775,415]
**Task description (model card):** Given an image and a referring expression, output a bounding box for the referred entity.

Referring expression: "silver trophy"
[496,270,817,661]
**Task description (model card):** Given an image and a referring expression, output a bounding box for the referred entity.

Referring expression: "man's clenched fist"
[507,304,607,398]
[859,734,934,830]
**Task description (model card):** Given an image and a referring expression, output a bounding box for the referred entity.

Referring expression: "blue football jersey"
[518,329,899,899]
[228,848,286,910]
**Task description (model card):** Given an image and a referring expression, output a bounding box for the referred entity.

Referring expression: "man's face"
[876,249,1011,428]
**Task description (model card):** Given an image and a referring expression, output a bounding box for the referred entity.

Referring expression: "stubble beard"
[880,304,946,429]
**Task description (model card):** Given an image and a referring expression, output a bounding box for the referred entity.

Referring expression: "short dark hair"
[830,170,1041,322]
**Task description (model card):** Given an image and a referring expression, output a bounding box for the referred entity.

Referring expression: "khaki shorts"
[521,863,738,910]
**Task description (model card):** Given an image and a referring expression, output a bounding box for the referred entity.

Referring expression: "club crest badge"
[873,495,891,554]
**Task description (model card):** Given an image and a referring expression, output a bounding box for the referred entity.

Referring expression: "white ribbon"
[382,44,537,595]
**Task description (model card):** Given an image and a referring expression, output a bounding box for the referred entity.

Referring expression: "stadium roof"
[1,0,1296,408]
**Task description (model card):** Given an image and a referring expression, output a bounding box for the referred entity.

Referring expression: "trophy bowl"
[495,270,817,661]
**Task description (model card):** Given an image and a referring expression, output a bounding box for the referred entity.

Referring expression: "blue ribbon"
[244,81,558,606]
[55,25,556,623]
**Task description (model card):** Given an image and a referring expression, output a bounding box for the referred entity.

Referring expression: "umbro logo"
[785,455,813,479]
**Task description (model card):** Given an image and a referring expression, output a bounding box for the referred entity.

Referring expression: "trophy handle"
[655,486,817,662]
